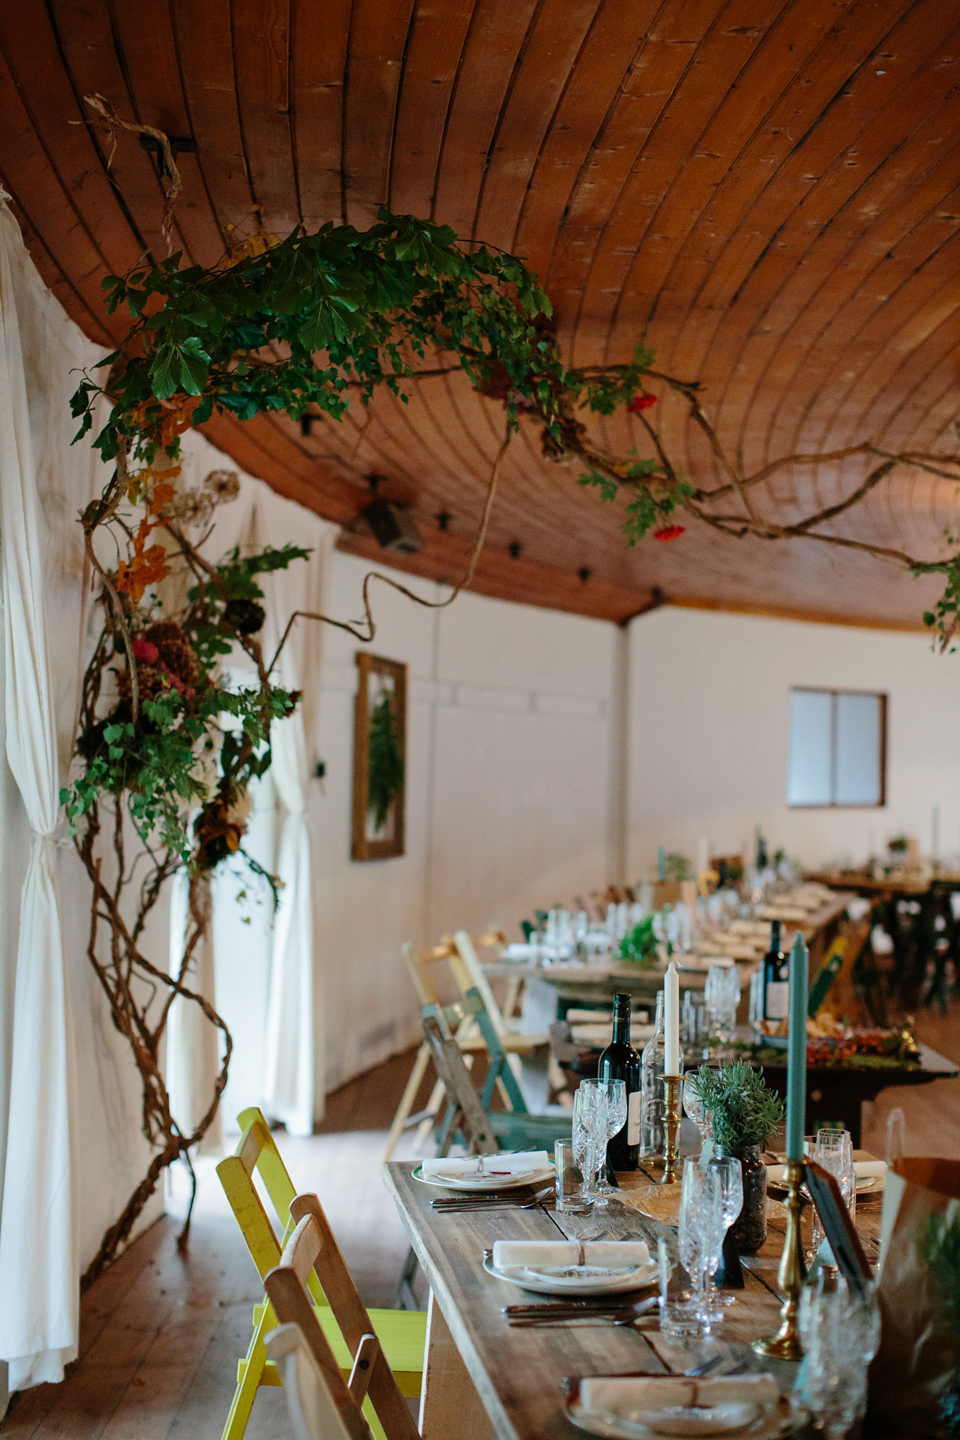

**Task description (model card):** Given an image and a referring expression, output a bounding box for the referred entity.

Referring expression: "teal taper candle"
[785,931,808,1162]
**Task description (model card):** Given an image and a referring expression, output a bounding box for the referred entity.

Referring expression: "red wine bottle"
[762,920,789,1021]
[598,992,642,1171]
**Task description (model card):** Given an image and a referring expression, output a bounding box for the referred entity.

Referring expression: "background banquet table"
[385,1156,884,1440]
[484,892,852,1022]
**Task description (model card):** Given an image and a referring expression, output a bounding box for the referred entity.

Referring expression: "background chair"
[422,993,570,1154]
[384,934,547,1160]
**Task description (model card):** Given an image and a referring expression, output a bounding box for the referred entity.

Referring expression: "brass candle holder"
[753,1157,807,1360]
[658,1074,683,1185]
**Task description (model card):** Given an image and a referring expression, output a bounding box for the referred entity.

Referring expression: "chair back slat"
[267,1324,363,1440]
[266,1196,420,1440]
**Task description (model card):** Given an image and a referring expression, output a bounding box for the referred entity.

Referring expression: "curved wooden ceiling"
[1,0,959,625]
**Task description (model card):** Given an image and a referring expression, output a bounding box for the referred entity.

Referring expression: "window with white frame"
[786,688,886,807]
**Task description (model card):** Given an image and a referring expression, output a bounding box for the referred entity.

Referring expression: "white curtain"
[0,197,79,1387]
[256,489,337,1135]
[166,872,222,1153]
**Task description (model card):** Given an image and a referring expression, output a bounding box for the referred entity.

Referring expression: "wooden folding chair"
[384,935,542,1161]
[217,1108,425,1440]
[422,993,571,1154]
[265,1193,420,1440]
[266,1323,363,1440]
[451,929,549,1049]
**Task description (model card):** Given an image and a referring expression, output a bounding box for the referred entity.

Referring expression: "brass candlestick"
[753,1158,807,1360]
[658,1074,683,1185]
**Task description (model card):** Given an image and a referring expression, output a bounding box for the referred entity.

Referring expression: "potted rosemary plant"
[686,1060,785,1253]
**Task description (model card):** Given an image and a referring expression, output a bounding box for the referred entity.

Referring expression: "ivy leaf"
[179,337,210,397]
[151,345,181,400]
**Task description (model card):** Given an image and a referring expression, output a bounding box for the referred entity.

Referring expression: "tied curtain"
[0,196,84,1387]
[257,488,336,1136]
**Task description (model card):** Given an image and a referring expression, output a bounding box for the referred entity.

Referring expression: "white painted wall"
[626,607,960,877]
[311,554,618,1090]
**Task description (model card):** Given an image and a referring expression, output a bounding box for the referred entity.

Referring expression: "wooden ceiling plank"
[571,0,779,365]
[44,0,178,263]
[388,0,475,219]
[0,4,148,283]
[510,0,658,279]
[554,0,726,364]
[470,0,599,254]
[651,0,898,335]
[290,0,350,228]
[343,0,416,229]
[200,409,368,521]
[685,0,960,414]
[615,1,838,337]
[100,0,228,268]
[232,0,301,236]
[431,0,539,239]
[733,136,960,471]
[336,520,650,622]
[171,0,259,241]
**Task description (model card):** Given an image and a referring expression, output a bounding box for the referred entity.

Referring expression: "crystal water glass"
[704,964,741,1044]
[794,1269,881,1438]
[703,1154,743,1318]
[678,1159,726,1327]
[593,1079,627,1200]
[809,1129,855,1260]
[573,1081,609,1207]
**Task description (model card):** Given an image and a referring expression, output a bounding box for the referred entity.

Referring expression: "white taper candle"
[664,961,681,1076]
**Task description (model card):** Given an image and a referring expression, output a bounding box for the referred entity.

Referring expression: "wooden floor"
[2,1007,958,1439]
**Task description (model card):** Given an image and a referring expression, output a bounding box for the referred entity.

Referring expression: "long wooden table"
[385,1158,884,1440]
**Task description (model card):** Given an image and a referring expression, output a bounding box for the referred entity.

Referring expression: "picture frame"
[351,652,407,861]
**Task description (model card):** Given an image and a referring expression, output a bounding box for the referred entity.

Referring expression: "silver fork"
[507,1297,658,1327]
[432,1184,555,1212]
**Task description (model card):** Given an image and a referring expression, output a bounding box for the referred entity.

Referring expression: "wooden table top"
[384,1157,884,1440]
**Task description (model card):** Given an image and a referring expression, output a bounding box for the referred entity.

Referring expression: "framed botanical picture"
[351,652,407,860]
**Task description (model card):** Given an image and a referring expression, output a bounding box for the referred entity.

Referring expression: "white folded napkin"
[579,1373,780,1417]
[493,1239,650,1271]
[421,1151,549,1180]
[766,1159,887,1186]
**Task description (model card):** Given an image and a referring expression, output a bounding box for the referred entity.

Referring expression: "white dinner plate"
[566,1395,793,1440]
[483,1252,658,1297]
[412,1164,555,1192]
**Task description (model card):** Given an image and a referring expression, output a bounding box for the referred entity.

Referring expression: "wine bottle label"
[765,980,789,1019]
[627,1090,642,1145]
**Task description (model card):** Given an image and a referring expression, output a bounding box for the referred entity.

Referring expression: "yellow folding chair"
[216,1107,425,1440]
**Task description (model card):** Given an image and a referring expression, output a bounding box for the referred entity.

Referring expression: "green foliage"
[367,692,404,832]
[62,541,307,862]
[918,1210,960,1333]
[75,210,556,466]
[578,469,694,545]
[664,852,692,881]
[915,554,960,652]
[619,917,660,966]
[686,1060,785,1151]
